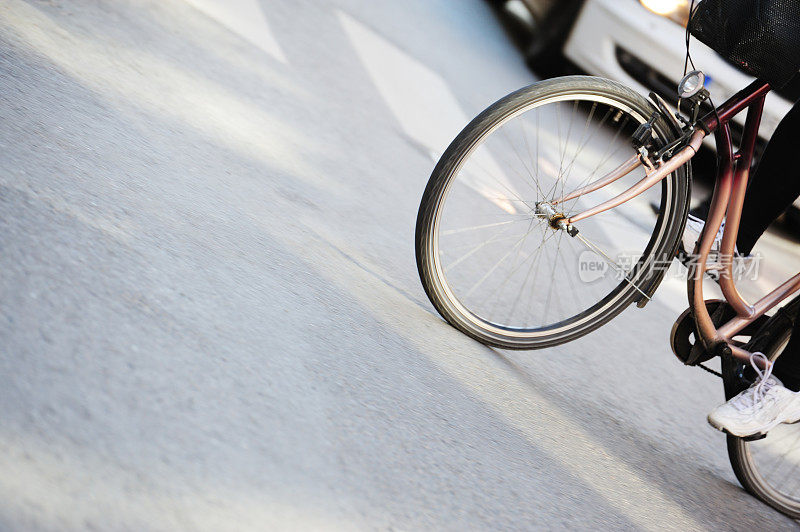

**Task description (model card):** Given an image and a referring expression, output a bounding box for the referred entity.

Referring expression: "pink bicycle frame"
[556,79,790,365]
[689,80,790,364]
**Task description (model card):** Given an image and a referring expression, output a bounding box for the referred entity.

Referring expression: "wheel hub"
[535,202,578,236]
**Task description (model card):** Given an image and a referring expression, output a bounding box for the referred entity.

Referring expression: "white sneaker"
[708,353,800,437]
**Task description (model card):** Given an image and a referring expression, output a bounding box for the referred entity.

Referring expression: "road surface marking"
[4,1,319,184]
[183,0,287,64]
[338,10,521,213]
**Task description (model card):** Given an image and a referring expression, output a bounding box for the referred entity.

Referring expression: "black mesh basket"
[689,0,800,88]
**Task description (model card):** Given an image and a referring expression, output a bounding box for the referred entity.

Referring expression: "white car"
[499,0,797,143]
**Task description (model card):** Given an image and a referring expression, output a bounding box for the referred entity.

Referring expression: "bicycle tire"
[416,76,690,349]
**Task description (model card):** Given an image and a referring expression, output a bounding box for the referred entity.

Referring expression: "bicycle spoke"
[557,238,583,311]
[463,220,547,298]
[462,155,539,210]
[499,125,547,200]
[443,221,522,272]
[440,217,531,237]
[480,222,559,315]
[540,231,566,326]
[562,115,633,216]
[555,100,579,202]
[574,232,650,301]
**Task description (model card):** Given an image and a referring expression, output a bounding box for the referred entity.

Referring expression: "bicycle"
[414,0,800,518]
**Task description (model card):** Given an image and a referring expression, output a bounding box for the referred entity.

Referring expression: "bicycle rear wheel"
[726,328,800,519]
[416,76,690,349]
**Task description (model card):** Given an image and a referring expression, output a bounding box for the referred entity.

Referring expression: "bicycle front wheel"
[416,76,690,349]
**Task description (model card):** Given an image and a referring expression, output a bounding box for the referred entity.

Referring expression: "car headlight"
[639,0,691,27]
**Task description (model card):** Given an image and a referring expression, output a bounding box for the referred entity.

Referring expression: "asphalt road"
[2,0,800,529]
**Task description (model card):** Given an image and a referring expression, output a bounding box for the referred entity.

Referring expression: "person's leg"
[736,99,800,255]
[771,294,800,392]
[774,330,800,392]
[681,100,800,255]
[740,100,800,390]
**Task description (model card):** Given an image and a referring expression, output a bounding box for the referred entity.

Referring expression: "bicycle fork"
[536,129,705,306]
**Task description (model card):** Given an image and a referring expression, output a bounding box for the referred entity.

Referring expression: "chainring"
[670,299,768,366]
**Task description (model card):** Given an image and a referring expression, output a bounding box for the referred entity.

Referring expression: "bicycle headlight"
[639,0,691,27]
[678,70,705,99]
